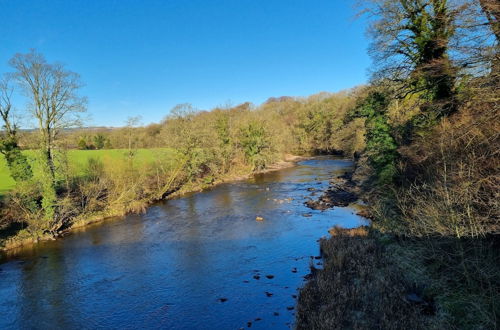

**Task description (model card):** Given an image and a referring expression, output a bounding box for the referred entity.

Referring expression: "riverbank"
[0,154,306,253]
[296,161,434,329]
[295,157,500,329]
[296,227,430,329]
[0,157,368,328]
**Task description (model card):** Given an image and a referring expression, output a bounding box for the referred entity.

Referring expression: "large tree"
[9,50,87,181]
[9,50,86,225]
[361,0,458,114]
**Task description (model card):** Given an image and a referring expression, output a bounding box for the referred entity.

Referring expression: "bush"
[238,121,270,170]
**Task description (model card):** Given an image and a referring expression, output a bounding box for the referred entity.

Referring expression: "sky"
[0,0,371,127]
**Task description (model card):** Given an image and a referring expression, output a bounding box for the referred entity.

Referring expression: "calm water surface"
[0,157,368,329]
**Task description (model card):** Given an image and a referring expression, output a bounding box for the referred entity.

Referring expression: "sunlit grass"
[0,148,176,195]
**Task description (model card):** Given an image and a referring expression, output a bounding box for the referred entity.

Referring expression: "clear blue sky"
[1,0,370,127]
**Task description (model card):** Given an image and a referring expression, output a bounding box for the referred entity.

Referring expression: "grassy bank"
[0,148,176,195]
[297,225,500,329]
[0,153,303,253]
[296,227,430,329]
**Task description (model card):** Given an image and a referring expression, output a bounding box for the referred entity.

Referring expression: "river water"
[0,157,368,329]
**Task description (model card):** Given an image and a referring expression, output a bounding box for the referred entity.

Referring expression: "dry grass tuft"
[328,225,368,237]
[296,227,431,330]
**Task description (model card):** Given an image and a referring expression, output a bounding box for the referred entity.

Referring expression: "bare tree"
[9,50,87,181]
[0,76,16,138]
[125,115,142,157]
[0,76,33,182]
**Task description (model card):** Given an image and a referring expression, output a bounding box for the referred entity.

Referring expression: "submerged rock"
[265,275,275,279]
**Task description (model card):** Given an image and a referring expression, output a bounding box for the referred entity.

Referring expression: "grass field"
[0,148,176,195]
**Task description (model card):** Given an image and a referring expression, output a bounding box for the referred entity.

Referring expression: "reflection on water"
[0,157,368,329]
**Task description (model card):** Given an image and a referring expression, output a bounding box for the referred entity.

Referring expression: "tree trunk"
[45,125,56,181]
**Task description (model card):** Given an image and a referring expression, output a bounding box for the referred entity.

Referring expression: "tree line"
[1,0,498,326]
[0,50,366,243]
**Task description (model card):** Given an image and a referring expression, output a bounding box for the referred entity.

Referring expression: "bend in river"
[0,157,368,329]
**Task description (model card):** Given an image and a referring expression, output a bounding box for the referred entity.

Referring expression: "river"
[0,157,368,329]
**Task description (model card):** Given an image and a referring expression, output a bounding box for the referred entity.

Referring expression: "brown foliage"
[296,227,428,330]
[396,92,499,238]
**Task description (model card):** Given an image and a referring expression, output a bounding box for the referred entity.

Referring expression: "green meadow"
[0,148,176,195]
